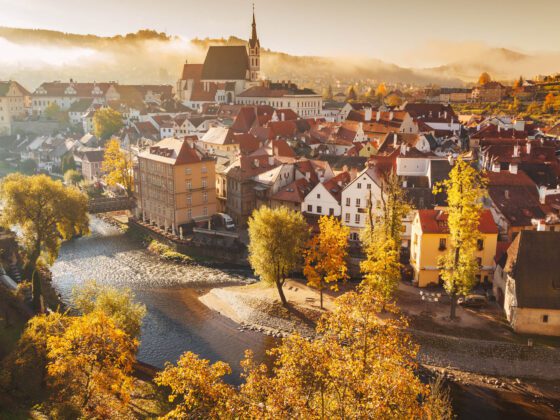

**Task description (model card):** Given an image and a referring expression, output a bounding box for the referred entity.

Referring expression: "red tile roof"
[271,178,313,203]
[417,209,498,234]
[181,63,203,80]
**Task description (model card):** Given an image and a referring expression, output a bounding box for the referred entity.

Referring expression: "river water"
[51,217,558,418]
[51,217,276,384]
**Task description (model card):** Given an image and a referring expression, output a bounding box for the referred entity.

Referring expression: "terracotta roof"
[271,178,313,203]
[139,138,212,165]
[181,63,203,80]
[417,209,498,234]
[225,155,277,181]
[34,81,111,97]
[321,171,351,201]
[190,82,218,102]
[134,121,159,138]
[504,231,560,309]
[269,120,298,138]
[270,139,296,158]
[235,133,261,155]
[81,150,105,162]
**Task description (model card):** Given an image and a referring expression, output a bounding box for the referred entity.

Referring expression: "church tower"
[248,6,260,82]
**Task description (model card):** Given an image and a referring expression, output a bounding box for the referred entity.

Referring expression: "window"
[329,208,334,215]
[317,206,322,213]
[477,239,484,251]
[476,257,482,267]
[356,198,361,207]
[366,184,371,190]
[355,214,360,224]
[316,193,321,199]
[345,213,350,223]
[346,197,351,206]
[357,183,362,189]
[307,204,312,212]
[187,195,192,206]
[542,315,549,323]
[186,180,192,190]
[203,207,208,216]
[201,165,207,174]
[202,178,207,188]
[439,238,446,251]
[203,192,208,203]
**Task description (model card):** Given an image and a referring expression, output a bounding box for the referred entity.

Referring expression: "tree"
[63,169,83,186]
[543,92,555,113]
[72,280,146,339]
[44,103,69,124]
[478,72,492,85]
[19,158,37,175]
[364,86,376,102]
[361,172,410,300]
[346,85,357,102]
[375,82,387,98]
[513,76,524,89]
[303,216,349,309]
[433,157,487,319]
[322,85,333,101]
[93,108,123,140]
[511,96,523,113]
[0,174,89,311]
[154,352,237,419]
[102,138,133,196]
[385,93,403,107]
[60,153,77,173]
[46,311,137,416]
[248,206,308,306]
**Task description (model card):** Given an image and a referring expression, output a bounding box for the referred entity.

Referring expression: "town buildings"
[0,81,30,135]
[137,137,216,232]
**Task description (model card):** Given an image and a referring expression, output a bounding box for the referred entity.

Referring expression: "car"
[211,213,236,231]
[458,294,487,308]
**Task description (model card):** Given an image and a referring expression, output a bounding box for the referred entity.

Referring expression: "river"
[51,217,559,419]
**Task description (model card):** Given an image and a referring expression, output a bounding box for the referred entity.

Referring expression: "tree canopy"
[248,206,308,306]
[93,108,123,141]
[102,138,133,196]
[478,72,492,85]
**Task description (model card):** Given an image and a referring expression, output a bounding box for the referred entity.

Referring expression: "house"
[32,81,110,115]
[494,231,560,336]
[80,149,105,182]
[472,81,508,102]
[0,81,30,135]
[302,171,351,217]
[68,99,94,125]
[409,209,498,287]
[137,137,216,231]
[270,178,314,211]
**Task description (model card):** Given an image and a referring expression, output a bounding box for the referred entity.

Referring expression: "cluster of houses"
[1,12,560,337]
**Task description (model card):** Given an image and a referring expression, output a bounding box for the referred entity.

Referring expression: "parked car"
[211,213,236,231]
[458,294,487,308]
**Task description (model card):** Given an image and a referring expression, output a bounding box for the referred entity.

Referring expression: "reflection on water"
[51,217,274,384]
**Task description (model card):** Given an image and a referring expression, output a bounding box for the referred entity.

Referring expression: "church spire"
[250,3,259,48]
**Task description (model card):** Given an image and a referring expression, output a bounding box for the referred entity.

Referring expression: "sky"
[0,0,559,66]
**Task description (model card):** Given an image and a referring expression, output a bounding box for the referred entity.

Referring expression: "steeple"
[248,4,260,82]
[249,4,259,49]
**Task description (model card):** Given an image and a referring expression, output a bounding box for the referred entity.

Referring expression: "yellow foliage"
[102,138,134,195]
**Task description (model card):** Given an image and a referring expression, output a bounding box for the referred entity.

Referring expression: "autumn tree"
[248,206,308,306]
[513,76,524,89]
[154,352,237,419]
[478,72,492,85]
[361,172,410,300]
[0,174,89,311]
[93,107,123,140]
[433,157,487,319]
[346,85,358,102]
[543,92,555,113]
[63,168,83,185]
[47,311,137,416]
[303,216,349,309]
[385,93,403,107]
[72,280,146,339]
[375,82,387,99]
[102,138,133,196]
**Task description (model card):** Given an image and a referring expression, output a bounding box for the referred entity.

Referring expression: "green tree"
[93,108,123,140]
[433,157,487,319]
[0,174,89,311]
[44,103,69,124]
[63,169,83,186]
[102,138,133,196]
[248,206,308,306]
[19,158,37,175]
[303,216,349,309]
[60,153,77,173]
[72,280,146,339]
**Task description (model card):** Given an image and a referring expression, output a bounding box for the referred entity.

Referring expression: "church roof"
[202,46,249,81]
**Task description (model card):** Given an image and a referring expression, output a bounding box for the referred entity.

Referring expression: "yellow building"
[410,209,498,287]
[137,138,216,233]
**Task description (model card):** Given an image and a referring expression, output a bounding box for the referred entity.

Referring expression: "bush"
[147,240,193,264]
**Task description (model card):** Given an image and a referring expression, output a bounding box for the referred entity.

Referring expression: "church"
[176,10,322,117]
[176,10,262,110]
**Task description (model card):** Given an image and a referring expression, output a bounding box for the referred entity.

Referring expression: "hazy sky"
[1,0,559,65]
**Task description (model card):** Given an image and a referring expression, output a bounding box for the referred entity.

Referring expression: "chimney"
[509,162,518,174]
[536,219,546,231]
[402,179,408,188]
[281,112,285,121]
[400,142,407,156]
[254,158,260,168]
[305,171,311,181]
[491,161,500,173]
[376,111,381,121]
[504,189,510,199]
[268,156,274,166]
[444,111,448,119]
[389,111,394,121]
[513,144,520,157]
[393,133,398,148]
[364,107,372,122]
[498,125,501,133]
[526,141,532,154]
